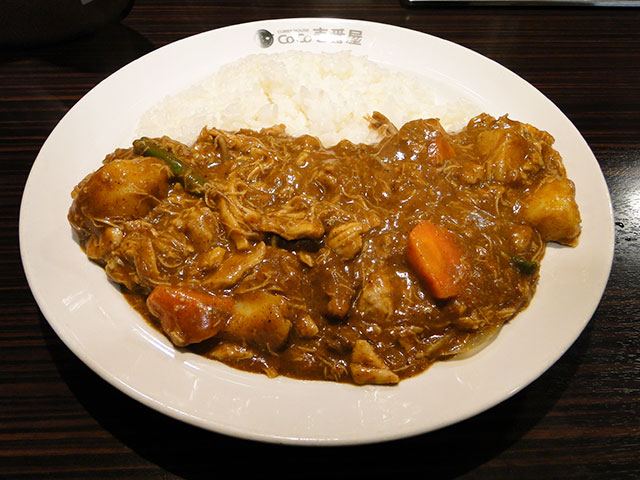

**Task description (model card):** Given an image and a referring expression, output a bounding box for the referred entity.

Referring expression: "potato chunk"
[222,292,292,351]
[521,178,581,246]
[69,157,170,236]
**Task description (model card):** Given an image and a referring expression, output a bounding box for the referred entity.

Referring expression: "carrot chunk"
[147,285,234,347]
[431,135,456,163]
[421,119,456,165]
[405,221,463,299]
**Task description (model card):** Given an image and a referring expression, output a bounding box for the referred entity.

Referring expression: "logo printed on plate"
[256,26,364,48]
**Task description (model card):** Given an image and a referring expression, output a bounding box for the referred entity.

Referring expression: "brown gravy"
[68,113,581,384]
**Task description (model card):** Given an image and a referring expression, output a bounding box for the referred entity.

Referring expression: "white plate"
[19,19,614,445]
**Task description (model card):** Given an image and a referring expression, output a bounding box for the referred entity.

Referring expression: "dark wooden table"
[2,1,639,478]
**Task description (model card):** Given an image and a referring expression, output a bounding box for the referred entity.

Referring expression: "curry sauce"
[68,113,581,384]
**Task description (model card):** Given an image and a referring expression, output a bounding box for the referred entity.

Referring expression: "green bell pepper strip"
[512,255,539,275]
[133,137,208,195]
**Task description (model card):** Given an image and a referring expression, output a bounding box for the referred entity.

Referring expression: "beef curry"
[68,113,581,385]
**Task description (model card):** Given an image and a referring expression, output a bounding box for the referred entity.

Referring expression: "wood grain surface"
[1,1,639,478]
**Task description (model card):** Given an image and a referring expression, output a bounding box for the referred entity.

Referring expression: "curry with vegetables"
[68,113,581,385]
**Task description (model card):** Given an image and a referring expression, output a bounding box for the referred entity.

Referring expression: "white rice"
[136,50,480,147]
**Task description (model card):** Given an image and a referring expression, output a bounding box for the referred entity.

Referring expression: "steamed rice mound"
[136,50,479,146]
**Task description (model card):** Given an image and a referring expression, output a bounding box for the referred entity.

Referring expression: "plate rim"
[19,17,615,446]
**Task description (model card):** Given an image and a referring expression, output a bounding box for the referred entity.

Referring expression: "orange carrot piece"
[405,221,462,299]
[147,285,234,347]
[422,119,456,165]
[431,135,456,163]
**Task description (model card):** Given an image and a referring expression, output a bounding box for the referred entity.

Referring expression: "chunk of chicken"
[508,224,534,253]
[215,192,254,251]
[325,222,364,259]
[293,314,319,338]
[326,282,356,320]
[349,340,399,385]
[203,242,267,290]
[244,195,325,241]
[83,226,124,261]
[520,178,581,246]
[357,271,394,321]
[315,249,359,319]
[210,342,278,378]
[177,205,220,252]
[366,111,398,137]
[254,214,325,241]
[130,234,163,288]
[103,225,166,291]
[209,343,254,362]
[194,246,227,271]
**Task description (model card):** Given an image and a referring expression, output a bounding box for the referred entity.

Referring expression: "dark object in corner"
[1,0,135,47]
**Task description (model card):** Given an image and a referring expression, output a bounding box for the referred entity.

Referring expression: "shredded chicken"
[68,113,581,385]
[349,340,399,385]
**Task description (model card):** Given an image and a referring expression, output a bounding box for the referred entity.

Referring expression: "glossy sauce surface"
[68,113,581,384]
